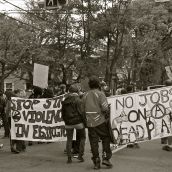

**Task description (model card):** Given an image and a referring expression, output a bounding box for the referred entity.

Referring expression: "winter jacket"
[82,89,109,127]
[0,95,7,115]
[61,93,84,125]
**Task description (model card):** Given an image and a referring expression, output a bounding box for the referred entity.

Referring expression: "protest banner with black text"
[11,94,67,142]
[108,86,172,152]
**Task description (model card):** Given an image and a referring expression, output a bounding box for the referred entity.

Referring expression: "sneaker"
[127,144,134,148]
[161,138,167,144]
[77,156,84,162]
[93,158,101,170]
[20,148,26,152]
[133,143,140,148]
[0,144,3,149]
[11,148,20,154]
[67,157,72,164]
[94,163,100,170]
[162,145,172,151]
[102,159,113,167]
[28,142,33,146]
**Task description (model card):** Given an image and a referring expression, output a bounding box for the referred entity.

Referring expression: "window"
[26,82,32,91]
[5,83,13,92]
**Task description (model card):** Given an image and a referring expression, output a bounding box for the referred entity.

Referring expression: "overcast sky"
[0,0,28,17]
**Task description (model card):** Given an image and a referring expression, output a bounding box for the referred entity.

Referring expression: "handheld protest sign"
[33,63,49,89]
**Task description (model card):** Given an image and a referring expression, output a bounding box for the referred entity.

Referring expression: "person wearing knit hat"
[62,84,86,163]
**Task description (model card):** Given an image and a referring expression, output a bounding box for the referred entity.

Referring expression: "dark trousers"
[72,130,82,154]
[161,136,172,145]
[8,117,26,151]
[1,113,10,137]
[66,128,86,158]
[88,122,112,161]
[161,137,167,144]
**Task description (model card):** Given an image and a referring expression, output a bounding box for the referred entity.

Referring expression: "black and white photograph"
[0,0,172,172]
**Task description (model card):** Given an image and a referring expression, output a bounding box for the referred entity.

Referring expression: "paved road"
[0,130,172,172]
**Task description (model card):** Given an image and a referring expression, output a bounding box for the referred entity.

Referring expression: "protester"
[29,86,43,99]
[70,86,85,156]
[59,84,81,156]
[0,89,9,138]
[162,79,172,151]
[126,85,140,148]
[115,84,123,95]
[14,89,27,152]
[100,81,111,97]
[28,86,43,146]
[120,88,127,95]
[6,89,26,153]
[61,84,86,163]
[82,76,112,169]
[58,84,67,95]
[5,91,20,153]
[42,88,54,98]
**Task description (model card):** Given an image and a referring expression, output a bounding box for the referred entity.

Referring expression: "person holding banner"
[82,76,112,169]
[5,90,21,153]
[162,79,172,151]
[125,85,140,149]
[29,86,43,99]
[28,86,43,146]
[62,84,86,164]
[13,89,27,152]
[0,89,9,138]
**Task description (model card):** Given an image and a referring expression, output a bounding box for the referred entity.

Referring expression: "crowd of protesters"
[0,76,172,169]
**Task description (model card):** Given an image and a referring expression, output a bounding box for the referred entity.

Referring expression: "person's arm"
[61,101,66,122]
[76,97,87,126]
[99,92,110,119]
[99,92,109,112]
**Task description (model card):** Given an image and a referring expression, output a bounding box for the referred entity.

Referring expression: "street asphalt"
[0,128,172,172]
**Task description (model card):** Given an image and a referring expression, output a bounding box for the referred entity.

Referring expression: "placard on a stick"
[33,63,49,89]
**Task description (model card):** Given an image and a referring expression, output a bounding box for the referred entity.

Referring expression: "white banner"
[11,95,67,142]
[108,86,172,152]
[11,87,172,151]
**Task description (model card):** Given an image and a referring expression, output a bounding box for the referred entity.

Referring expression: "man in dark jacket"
[62,84,86,163]
[0,89,9,138]
[82,76,112,169]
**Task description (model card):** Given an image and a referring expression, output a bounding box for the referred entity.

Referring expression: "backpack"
[61,96,80,124]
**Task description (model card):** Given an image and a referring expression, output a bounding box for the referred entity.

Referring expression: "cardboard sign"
[33,63,49,89]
